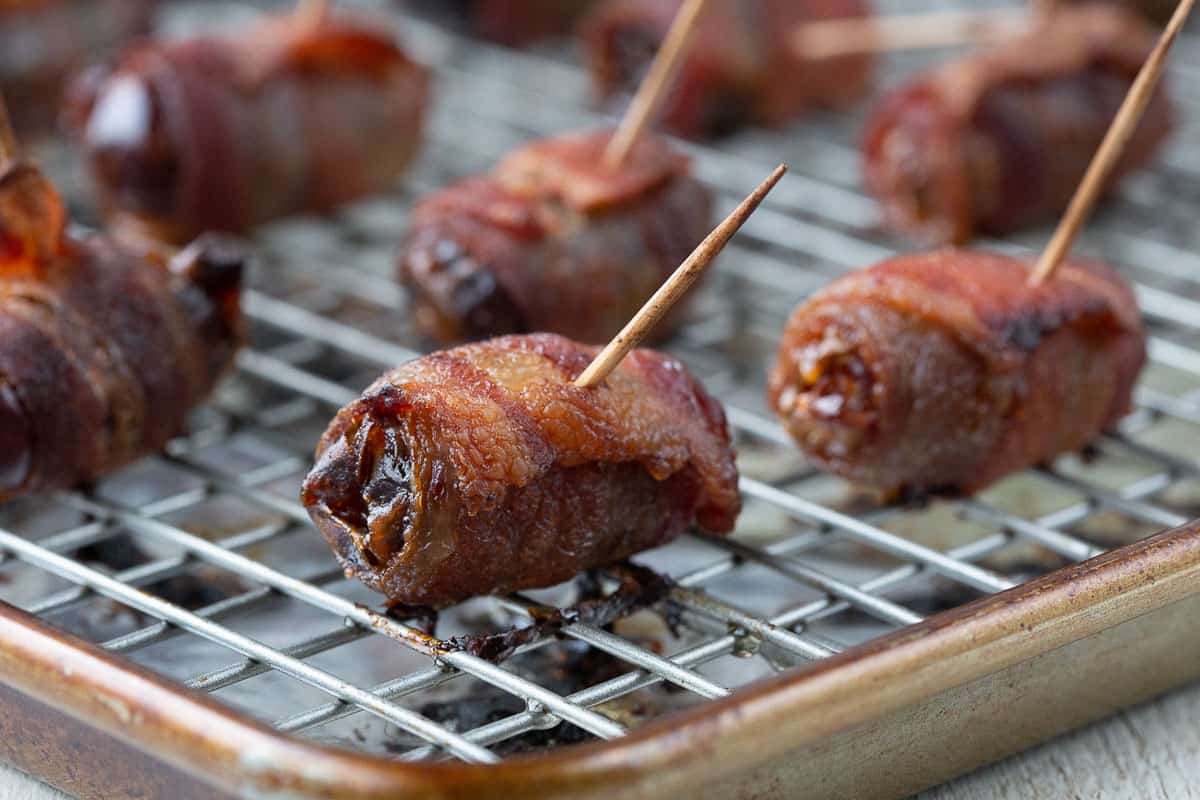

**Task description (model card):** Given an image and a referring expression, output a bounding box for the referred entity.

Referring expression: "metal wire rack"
[4,0,1200,788]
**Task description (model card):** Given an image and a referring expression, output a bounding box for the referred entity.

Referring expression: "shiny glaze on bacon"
[66,11,429,245]
[301,333,740,607]
[0,159,243,499]
[584,0,874,139]
[398,130,712,345]
[863,4,1172,245]
[768,250,1145,495]
[400,0,596,44]
[0,0,157,135]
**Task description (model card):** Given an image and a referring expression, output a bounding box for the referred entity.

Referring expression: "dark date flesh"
[302,334,740,608]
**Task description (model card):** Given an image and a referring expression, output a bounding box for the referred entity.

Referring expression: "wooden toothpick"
[793,8,1031,60]
[0,94,18,169]
[1029,0,1194,286]
[603,0,707,169]
[574,164,787,389]
[296,0,330,30]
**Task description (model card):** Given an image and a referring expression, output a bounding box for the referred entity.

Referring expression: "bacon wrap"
[66,13,430,244]
[0,0,157,135]
[0,160,244,499]
[397,130,712,345]
[400,0,596,44]
[583,0,873,139]
[768,250,1146,495]
[862,4,1172,245]
[301,333,740,607]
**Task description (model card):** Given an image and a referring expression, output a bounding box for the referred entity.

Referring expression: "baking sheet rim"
[0,518,1197,799]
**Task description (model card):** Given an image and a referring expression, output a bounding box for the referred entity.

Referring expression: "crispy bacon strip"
[400,0,597,44]
[768,250,1146,495]
[584,0,874,139]
[863,3,1172,245]
[302,333,740,607]
[0,0,157,135]
[0,160,243,499]
[398,130,712,345]
[66,11,429,244]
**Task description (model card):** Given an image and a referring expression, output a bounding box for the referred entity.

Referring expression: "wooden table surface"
[3,682,1197,799]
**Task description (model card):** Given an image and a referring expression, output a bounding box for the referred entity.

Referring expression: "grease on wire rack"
[405,563,680,664]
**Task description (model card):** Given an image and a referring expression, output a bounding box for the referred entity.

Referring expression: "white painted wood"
[920,684,1200,800]
[2,685,1198,799]
[0,763,65,800]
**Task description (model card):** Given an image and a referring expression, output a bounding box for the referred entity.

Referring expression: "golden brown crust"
[768,250,1146,494]
[398,130,712,345]
[302,334,740,607]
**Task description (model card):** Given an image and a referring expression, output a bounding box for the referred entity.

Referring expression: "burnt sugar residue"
[443,562,676,663]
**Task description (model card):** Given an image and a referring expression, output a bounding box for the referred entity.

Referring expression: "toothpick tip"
[573,163,786,388]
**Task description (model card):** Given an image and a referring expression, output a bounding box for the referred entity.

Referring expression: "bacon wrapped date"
[398,130,712,345]
[301,333,740,607]
[0,0,157,134]
[66,11,430,244]
[768,250,1146,495]
[584,0,874,139]
[400,0,596,45]
[0,157,244,500]
[863,4,1172,245]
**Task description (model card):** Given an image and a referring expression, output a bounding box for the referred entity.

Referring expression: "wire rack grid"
[3,0,1200,776]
